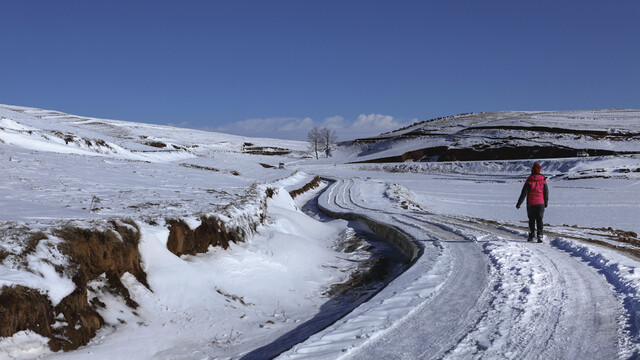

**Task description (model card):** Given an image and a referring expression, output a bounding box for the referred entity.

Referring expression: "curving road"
[279,177,632,360]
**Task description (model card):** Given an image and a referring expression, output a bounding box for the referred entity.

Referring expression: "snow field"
[30,188,356,360]
[281,162,640,359]
[2,104,640,359]
[446,239,624,359]
[1,105,359,359]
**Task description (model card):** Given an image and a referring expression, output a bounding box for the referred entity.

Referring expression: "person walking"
[516,162,549,242]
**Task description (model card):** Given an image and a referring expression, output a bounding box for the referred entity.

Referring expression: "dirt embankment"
[351,125,639,144]
[289,176,322,199]
[0,220,146,351]
[0,185,289,352]
[164,187,276,257]
[166,216,247,255]
[354,145,626,164]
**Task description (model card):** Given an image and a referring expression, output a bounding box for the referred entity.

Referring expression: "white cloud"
[209,114,416,141]
[167,121,189,128]
[321,116,346,129]
[346,114,409,138]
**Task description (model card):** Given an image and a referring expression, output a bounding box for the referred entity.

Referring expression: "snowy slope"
[2,105,640,359]
[281,164,640,359]
[0,105,364,359]
[0,104,309,223]
[338,109,640,163]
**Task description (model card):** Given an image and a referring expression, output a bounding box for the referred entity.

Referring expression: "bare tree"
[320,127,337,157]
[307,127,322,159]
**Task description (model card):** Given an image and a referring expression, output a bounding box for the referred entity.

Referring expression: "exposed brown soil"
[180,163,221,172]
[353,145,626,164]
[1,186,279,351]
[243,146,291,156]
[180,163,241,176]
[560,235,640,260]
[55,220,148,288]
[0,285,55,340]
[144,141,167,148]
[351,131,444,144]
[0,220,148,351]
[586,226,640,248]
[165,187,275,257]
[166,216,243,255]
[289,176,322,199]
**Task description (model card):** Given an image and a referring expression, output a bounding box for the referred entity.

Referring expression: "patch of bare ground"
[243,146,291,156]
[180,163,241,176]
[463,125,639,140]
[165,186,275,257]
[0,219,148,351]
[0,285,55,340]
[289,176,322,199]
[1,186,277,350]
[144,141,167,148]
[353,145,627,163]
[166,216,243,255]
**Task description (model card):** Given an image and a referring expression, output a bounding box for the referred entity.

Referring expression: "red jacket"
[517,174,549,207]
[525,174,546,205]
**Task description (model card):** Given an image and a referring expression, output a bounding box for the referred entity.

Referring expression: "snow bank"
[0,235,74,306]
[0,331,52,360]
[552,237,640,353]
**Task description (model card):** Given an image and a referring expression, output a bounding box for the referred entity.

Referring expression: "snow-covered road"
[280,176,634,359]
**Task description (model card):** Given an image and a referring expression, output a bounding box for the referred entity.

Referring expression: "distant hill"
[343,110,640,163]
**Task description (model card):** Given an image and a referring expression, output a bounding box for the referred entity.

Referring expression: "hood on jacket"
[531,162,541,175]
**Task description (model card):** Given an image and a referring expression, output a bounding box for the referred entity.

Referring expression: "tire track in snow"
[444,241,622,359]
[281,177,629,359]
[283,178,490,359]
[344,235,490,360]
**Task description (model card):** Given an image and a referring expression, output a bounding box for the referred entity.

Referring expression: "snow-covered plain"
[1,105,640,359]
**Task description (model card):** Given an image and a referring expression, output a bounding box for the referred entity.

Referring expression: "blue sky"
[1,1,639,140]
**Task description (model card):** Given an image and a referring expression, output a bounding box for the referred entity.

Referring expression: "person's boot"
[527,233,534,242]
[537,232,543,243]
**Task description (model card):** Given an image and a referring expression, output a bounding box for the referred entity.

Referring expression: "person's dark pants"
[527,204,545,238]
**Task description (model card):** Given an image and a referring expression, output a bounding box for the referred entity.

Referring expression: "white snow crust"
[1,105,640,359]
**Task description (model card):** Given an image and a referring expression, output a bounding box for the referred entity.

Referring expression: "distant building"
[577,150,589,157]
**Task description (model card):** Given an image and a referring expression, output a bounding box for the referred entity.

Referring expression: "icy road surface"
[280,177,633,359]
